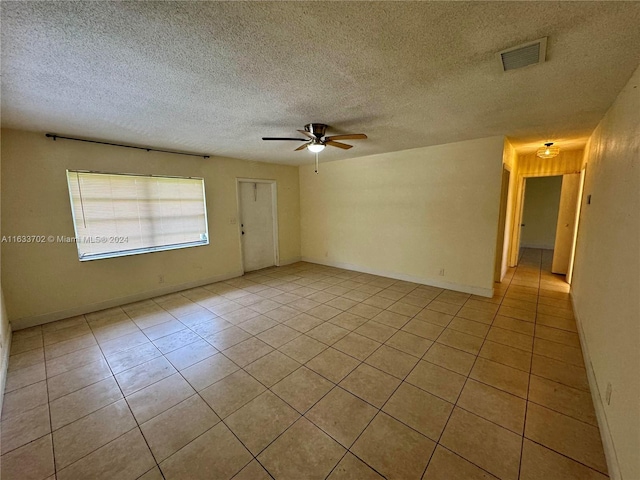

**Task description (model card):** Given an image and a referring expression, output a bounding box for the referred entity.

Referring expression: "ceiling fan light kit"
[536,142,560,159]
[308,141,325,153]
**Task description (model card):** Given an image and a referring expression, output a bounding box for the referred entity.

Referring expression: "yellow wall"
[571,65,640,480]
[520,176,562,249]
[300,136,505,296]
[1,129,301,328]
[517,149,585,176]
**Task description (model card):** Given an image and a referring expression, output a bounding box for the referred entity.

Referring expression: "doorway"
[519,176,563,252]
[516,173,582,281]
[237,179,279,272]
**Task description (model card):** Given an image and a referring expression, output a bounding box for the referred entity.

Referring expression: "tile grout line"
[516,247,542,480]
[199,276,432,478]
[44,338,57,476]
[417,272,509,479]
[3,257,591,480]
[84,318,166,479]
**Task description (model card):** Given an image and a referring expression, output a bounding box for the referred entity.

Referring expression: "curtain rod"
[45,133,210,159]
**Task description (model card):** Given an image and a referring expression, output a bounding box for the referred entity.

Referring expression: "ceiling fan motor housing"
[305,123,328,138]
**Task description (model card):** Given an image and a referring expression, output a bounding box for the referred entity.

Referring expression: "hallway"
[1,249,607,479]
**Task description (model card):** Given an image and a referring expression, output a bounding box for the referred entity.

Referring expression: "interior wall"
[1,128,301,328]
[571,65,640,480]
[520,176,562,249]
[300,136,505,296]
[0,130,12,414]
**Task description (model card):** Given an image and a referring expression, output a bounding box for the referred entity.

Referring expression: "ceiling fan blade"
[297,130,316,140]
[326,140,353,150]
[325,133,368,141]
[262,137,308,141]
[295,142,310,151]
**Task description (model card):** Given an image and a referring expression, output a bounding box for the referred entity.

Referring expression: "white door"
[239,182,276,272]
[552,173,581,274]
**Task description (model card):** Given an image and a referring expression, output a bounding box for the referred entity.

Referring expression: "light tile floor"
[1,248,609,479]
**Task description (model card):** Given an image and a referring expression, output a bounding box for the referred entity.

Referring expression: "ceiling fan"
[262,123,367,152]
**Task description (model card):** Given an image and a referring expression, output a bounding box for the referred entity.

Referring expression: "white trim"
[236,178,280,273]
[571,291,621,480]
[234,181,245,274]
[271,182,280,266]
[11,269,243,331]
[0,328,12,416]
[566,166,587,284]
[301,257,494,297]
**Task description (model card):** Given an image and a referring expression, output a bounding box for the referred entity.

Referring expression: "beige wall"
[1,129,301,328]
[571,66,640,480]
[300,136,505,296]
[520,175,562,249]
[0,290,9,414]
[0,130,12,413]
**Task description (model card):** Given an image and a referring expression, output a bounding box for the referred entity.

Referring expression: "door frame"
[235,178,280,273]
[509,176,527,266]
[494,166,511,282]
[516,175,565,252]
[566,166,587,284]
[510,171,585,281]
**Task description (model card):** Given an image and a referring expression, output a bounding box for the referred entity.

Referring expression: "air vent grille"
[498,38,547,72]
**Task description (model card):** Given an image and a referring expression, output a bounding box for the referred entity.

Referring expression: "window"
[66,170,209,261]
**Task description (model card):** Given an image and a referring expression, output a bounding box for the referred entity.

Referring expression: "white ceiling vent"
[498,38,547,72]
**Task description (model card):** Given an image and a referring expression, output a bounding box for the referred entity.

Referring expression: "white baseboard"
[0,328,12,417]
[301,257,494,297]
[11,270,244,331]
[571,291,621,480]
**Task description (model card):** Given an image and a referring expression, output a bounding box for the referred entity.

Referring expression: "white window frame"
[66,170,209,261]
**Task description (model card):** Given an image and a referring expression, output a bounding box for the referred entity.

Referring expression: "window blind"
[66,171,208,261]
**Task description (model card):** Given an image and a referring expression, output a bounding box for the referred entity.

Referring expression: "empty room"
[0,2,638,480]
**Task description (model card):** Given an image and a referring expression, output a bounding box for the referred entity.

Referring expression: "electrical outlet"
[605,382,612,405]
[439,269,445,276]
[158,274,165,284]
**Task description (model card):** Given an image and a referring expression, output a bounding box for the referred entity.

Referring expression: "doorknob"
[521,224,526,226]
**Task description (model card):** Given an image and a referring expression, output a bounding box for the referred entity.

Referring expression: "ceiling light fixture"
[308,142,325,153]
[537,142,560,159]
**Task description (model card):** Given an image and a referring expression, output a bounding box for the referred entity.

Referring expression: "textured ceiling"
[2,2,639,165]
